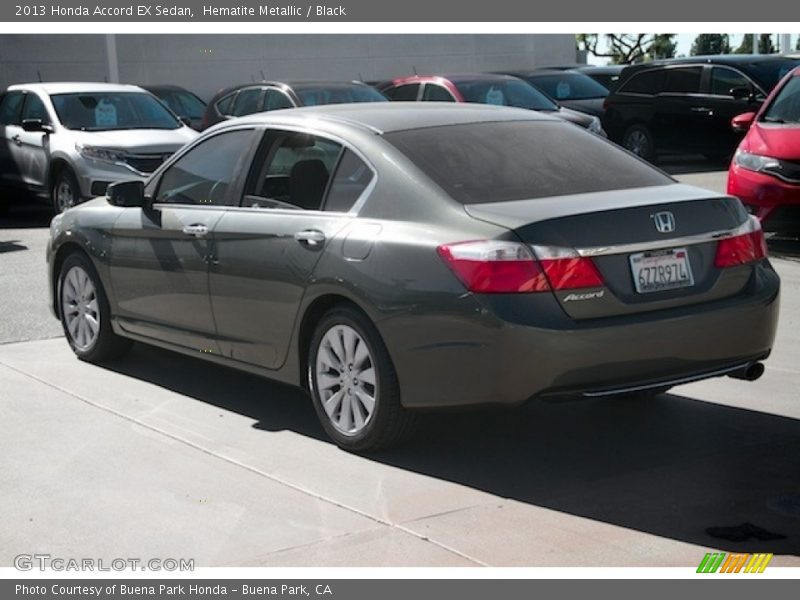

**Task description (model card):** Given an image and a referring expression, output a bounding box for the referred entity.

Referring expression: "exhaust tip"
[728,362,765,382]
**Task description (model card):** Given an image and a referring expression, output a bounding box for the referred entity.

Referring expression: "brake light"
[437,241,604,293]
[714,218,768,268]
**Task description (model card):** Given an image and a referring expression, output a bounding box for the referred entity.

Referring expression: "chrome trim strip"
[581,362,751,398]
[575,217,757,257]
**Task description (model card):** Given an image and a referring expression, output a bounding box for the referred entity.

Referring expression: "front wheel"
[58,252,132,362]
[52,168,81,214]
[308,306,414,451]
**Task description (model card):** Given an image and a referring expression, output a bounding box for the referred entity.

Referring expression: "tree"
[577,34,677,64]
[690,34,731,55]
[735,34,776,54]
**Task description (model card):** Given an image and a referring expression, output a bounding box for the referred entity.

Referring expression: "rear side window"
[619,70,663,94]
[0,91,24,125]
[230,88,263,117]
[324,150,374,212]
[385,84,420,101]
[422,84,455,102]
[662,67,702,94]
[384,121,672,205]
[216,93,235,115]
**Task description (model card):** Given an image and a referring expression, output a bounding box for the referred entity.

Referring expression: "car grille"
[765,160,800,184]
[123,153,172,174]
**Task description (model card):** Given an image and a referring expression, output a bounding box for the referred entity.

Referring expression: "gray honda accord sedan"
[47,103,780,451]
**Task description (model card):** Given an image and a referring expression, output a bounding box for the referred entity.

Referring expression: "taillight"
[437,240,604,294]
[714,218,768,268]
[532,245,605,290]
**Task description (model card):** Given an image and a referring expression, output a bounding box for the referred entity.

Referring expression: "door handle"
[294,229,326,247]
[181,223,208,237]
[11,135,22,146]
[690,107,713,114]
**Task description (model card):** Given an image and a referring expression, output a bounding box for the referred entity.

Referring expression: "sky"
[585,33,792,65]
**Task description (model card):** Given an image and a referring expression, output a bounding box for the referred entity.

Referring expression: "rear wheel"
[308,306,414,451]
[58,252,132,362]
[622,124,656,162]
[52,167,81,214]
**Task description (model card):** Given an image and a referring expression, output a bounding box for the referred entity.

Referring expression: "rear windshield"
[294,85,387,106]
[51,92,180,131]
[384,121,672,204]
[744,59,800,91]
[453,78,558,111]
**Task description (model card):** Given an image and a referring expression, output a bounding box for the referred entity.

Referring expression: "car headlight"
[733,149,781,173]
[76,144,126,165]
[587,116,602,134]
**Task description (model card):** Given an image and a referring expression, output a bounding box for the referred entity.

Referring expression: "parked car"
[376,74,604,134]
[574,65,626,92]
[498,69,611,117]
[0,82,197,214]
[202,81,387,129]
[47,104,779,451]
[142,84,207,131]
[602,55,800,162]
[728,66,800,234]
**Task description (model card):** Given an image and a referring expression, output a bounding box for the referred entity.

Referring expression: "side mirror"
[106,180,145,207]
[730,86,754,101]
[731,111,756,133]
[22,119,54,133]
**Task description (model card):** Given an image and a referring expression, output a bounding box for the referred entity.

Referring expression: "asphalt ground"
[1,164,799,567]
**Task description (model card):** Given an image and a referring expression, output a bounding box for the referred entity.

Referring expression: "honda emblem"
[652,211,676,234]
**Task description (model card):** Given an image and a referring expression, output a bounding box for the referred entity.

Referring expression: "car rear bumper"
[382,262,780,409]
[727,165,800,233]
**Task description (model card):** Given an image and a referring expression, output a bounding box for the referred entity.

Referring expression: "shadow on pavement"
[102,342,800,557]
[0,240,28,254]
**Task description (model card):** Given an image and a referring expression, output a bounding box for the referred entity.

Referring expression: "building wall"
[1,34,578,101]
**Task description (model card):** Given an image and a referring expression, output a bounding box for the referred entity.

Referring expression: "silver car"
[0,82,197,214]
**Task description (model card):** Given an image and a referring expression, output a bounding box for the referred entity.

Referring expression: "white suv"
[0,82,198,213]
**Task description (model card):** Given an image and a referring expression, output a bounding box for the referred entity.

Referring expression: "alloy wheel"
[61,265,100,351]
[56,177,76,212]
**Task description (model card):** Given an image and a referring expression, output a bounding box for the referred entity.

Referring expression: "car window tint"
[385,84,420,101]
[0,92,25,125]
[216,92,236,115]
[422,84,455,102]
[21,93,49,123]
[156,129,257,206]
[230,88,263,117]
[263,89,294,111]
[619,70,663,94]
[323,149,374,212]
[662,67,702,94]
[385,121,672,205]
[244,130,342,210]
[176,91,206,118]
[710,67,752,96]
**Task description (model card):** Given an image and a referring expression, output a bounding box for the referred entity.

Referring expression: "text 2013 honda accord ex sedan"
[47,104,780,451]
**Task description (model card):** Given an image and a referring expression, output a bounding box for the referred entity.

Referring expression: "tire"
[58,252,132,362]
[52,167,81,214]
[308,306,414,451]
[622,124,656,162]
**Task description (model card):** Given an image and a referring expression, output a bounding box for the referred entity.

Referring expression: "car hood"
[559,98,605,118]
[70,127,198,153]
[743,123,800,160]
[554,107,593,128]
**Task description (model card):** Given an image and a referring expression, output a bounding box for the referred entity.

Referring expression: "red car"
[728,66,800,234]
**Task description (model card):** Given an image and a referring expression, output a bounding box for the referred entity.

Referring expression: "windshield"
[453,79,558,110]
[762,75,800,124]
[51,92,181,131]
[746,59,800,92]
[294,85,387,106]
[526,73,610,100]
[385,121,671,204]
[158,90,206,119]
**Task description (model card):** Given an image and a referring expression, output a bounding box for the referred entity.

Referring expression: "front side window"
[21,93,49,123]
[710,67,752,97]
[662,67,702,94]
[156,129,257,206]
[422,84,456,102]
[244,130,343,210]
[50,92,180,131]
[762,76,800,124]
[0,92,25,126]
[263,89,295,111]
[385,120,672,205]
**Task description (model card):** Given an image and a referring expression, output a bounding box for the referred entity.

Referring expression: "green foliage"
[691,34,731,55]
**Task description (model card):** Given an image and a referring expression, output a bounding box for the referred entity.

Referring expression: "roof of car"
[622,54,800,72]
[6,82,146,94]
[212,102,556,135]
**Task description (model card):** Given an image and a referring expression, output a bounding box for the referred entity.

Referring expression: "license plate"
[629,247,694,294]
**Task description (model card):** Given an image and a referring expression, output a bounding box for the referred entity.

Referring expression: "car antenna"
[37,70,42,82]
[412,65,418,75]
[260,69,266,81]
